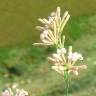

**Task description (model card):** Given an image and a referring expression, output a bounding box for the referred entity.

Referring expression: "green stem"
[66,72,69,96]
[64,71,70,96]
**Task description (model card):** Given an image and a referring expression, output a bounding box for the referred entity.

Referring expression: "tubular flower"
[33,6,70,46]
[1,88,28,96]
[48,46,87,76]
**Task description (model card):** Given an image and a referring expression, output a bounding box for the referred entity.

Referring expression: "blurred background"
[0,0,96,96]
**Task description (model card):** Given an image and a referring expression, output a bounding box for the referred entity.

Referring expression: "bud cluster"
[34,7,70,47]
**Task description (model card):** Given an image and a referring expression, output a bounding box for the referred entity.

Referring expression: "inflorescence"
[34,6,87,76]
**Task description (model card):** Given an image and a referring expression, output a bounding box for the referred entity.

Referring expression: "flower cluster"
[1,88,28,96]
[48,46,87,75]
[34,7,70,46]
[33,6,87,76]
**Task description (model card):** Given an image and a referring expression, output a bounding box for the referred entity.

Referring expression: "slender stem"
[66,72,69,96]
[64,71,70,96]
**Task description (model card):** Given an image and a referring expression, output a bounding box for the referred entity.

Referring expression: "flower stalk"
[33,6,87,96]
[64,71,70,96]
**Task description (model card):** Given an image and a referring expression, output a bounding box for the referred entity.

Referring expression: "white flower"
[33,7,70,46]
[2,90,10,96]
[2,88,28,96]
[48,46,87,76]
[2,88,13,96]
[52,65,66,75]
[68,65,87,76]
[39,30,55,45]
[15,89,28,96]
[68,52,83,62]
[57,48,66,54]
[40,30,49,40]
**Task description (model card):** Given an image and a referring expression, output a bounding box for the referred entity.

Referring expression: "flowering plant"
[1,88,28,96]
[34,6,87,96]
